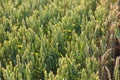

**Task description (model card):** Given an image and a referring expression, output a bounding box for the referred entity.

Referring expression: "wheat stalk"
[100,48,115,80]
[114,56,120,80]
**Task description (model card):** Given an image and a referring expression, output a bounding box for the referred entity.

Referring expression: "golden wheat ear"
[101,49,113,63]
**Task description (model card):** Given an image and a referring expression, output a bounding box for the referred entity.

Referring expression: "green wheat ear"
[114,57,120,80]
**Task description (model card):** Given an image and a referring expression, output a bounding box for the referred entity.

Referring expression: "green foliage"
[0,0,119,80]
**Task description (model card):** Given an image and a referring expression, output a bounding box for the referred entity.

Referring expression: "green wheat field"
[0,0,120,80]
